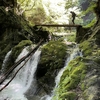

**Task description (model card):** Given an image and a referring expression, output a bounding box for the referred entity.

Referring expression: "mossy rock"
[36,40,67,79]
[60,92,77,100]
[11,40,32,61]
[52,91,77,100]
[35,40,67,94]
[79,40,93,57]
[52,57,87,100]
[38,40,67,70]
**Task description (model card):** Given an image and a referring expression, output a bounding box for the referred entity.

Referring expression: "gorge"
[0,0,100,100]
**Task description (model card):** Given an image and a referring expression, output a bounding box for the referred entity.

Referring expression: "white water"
[1,50,12,73]
[0,47,41,100]
[41,45,82,100]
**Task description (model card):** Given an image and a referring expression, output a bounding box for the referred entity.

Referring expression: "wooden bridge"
[35,24,82,27]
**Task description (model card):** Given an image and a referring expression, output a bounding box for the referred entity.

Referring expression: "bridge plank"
[35,24,81,27]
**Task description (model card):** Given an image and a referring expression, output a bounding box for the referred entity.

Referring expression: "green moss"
[82,3,96,16]
[83,18,96,28]
[39,40,67,69]
[36,40,67,93]
[79,40,93,56]
[11,40,32,61]
[52,91,77,100]
[52,57,87,100]
[81,83,86,91]
[60,92,77,100]
[67,33,76,42]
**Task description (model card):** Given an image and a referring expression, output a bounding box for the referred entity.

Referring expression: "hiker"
[70,11,76,24]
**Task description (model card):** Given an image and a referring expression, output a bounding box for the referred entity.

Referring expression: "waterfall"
[41,45,82,100]
[2,50,12,68]
[1,50,12,73]
[0,47,41,100]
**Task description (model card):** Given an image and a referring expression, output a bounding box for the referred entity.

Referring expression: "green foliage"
[17,0,49,24]
[65,0,79,9]
[67,33,76,42]
[30,6,46,24]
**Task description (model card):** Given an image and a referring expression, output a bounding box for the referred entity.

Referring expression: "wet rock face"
[77,21,100,100]
[94,25,100,45]
[94,0,100,22]
[0,7,32,70]
[77,26,100,99]
[76,26,90,43]
[79,61,100,100]
[36,65,47,78]
[0,7,50,70]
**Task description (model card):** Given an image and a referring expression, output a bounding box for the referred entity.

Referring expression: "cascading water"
[1,50,12,73]
[0,47,41,100]
[41,44,82,100]
[0,42,82,100]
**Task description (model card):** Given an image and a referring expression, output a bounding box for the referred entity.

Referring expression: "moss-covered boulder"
[11,40,32,60]
[35,40,67,94]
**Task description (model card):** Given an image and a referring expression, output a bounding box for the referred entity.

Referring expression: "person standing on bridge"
[70,11,76,24]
